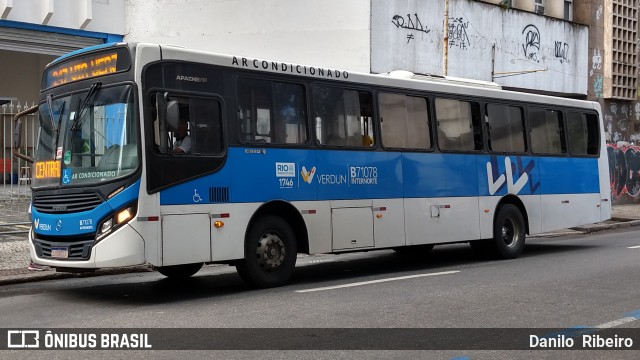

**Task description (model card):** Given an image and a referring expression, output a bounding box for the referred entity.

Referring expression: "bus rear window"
[566,111,599,155]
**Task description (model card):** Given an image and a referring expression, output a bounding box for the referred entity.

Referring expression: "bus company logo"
[486,156,532,195]
[175,75,207,83]
[275,163,296,177]
[301,166,316,184]
[34,218,52,231]
[7,330,40,348]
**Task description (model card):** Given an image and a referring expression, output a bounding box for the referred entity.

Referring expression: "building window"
[564,0,573,21]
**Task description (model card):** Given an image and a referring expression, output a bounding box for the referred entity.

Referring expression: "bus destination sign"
[34,160,61,180]
[43,47,131,89]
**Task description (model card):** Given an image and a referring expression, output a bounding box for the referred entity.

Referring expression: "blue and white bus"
[26,42,610,288]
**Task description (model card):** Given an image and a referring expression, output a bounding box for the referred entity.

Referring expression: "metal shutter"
[0,27,102,56]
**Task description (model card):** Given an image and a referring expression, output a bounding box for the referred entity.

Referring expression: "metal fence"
[1,100,38,234]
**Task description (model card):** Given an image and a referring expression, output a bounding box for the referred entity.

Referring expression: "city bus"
[24,42,611,288]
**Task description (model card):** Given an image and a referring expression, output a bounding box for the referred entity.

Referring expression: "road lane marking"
[594,317,638,328]
[627,245,640,249]
[295,270,460,293]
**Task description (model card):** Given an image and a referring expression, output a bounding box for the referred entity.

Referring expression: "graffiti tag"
[522,24,540,62]
[448,17,470,50]
[593,75,603,98]
[391,13,430,34]
[554,41,569,64]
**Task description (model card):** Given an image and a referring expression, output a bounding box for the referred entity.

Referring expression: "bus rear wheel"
[156,263,203,278]
[491,204,525,259]
[236,215,297,288]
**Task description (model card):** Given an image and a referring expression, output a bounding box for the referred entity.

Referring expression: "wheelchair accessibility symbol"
[193,189,203,203]
[62,169,72,184]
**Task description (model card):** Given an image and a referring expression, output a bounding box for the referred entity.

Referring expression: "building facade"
[2,0,638,204]
[0,0,125,184]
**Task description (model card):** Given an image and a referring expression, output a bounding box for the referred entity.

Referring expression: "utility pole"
[443,0,449,76]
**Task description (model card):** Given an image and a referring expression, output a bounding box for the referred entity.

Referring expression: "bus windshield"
[33,84,138,187]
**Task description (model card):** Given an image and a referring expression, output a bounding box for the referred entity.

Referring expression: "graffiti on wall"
[590,49,602,77]
[594,75,603,98]
[596,5,603,20]
[608,144,640,199]
[554,41,569,64]
[391,13,430,43]
[448,17,471,50]
[521,24,540,62]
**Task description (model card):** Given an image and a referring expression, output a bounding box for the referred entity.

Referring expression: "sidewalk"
[1,205,639,286]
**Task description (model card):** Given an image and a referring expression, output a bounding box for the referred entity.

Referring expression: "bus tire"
[491,204,526,259]
[156,263,203,278]
[236,215,297,288]
[393,244,434,255]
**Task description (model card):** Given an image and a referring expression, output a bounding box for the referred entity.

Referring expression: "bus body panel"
[404,197,481,245]
[134,44,163,267]
[541,193,602,233]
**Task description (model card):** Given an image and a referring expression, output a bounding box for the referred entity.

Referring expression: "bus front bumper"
[29,225,145,269]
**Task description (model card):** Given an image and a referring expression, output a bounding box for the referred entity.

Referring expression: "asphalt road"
[1,227,639,359]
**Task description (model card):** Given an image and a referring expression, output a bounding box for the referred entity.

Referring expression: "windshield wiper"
[71,81,102,132]
[46,94,58,132]
[45,94,66,157]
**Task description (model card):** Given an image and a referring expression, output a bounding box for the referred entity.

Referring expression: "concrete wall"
[1,0,124,34]
[124,0,371,73]
[371,0,588,95]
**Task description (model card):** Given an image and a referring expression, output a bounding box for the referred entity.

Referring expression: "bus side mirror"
[156,92,168,154]
[166,100,179,131]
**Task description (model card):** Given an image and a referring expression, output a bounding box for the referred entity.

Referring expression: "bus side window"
[566,111,599,156]
[313,85,374,148]
[486,103,526,153]
[379,92,431,149]
[237,77,307,145]
[435,97,481,151]
[529,108,567,155]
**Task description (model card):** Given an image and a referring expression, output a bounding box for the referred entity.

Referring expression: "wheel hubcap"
[501,217,519,248]
[256,231,285,272]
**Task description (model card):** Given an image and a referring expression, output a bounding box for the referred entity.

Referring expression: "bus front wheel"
[491,204,526,259]
[236,215,297,288]
[156,263,203,279]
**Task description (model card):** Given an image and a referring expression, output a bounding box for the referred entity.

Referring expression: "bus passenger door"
[161,214,211,266]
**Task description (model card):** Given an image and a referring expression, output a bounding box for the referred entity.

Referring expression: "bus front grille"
[32,235,94,261]
[32,192,104,213]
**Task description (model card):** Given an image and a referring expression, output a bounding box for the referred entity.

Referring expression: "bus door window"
[435,98,482,151]
[313,85,374,147]
[151,94,223,156]
[237,78,307,145]
[529,108,567,154]
[379,92,431,149]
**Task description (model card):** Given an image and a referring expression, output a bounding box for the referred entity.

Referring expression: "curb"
[570,219,640,234]
[0,265,154,286]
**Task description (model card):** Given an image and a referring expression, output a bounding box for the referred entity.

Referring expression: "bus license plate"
[51,247,69,259]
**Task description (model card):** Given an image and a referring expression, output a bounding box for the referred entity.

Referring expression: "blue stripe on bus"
[32,180,140,236]
[159,148,601,205]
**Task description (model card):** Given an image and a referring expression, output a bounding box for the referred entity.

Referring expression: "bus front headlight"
[97,202,137,241]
